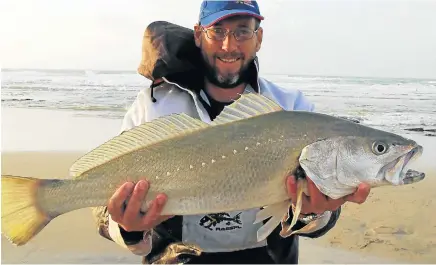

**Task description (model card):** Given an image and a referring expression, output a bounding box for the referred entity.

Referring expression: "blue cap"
[199,1,264,28]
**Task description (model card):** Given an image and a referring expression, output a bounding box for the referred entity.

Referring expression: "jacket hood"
[138,20,260,94]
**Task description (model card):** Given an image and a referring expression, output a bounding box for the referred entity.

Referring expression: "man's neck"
[204,80,247,103]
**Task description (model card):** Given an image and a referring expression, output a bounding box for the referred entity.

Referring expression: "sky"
[0,0,435,79]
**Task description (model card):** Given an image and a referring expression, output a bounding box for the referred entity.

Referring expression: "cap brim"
[200,9,264,28]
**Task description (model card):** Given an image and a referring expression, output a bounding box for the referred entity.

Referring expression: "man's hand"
[108,179,173,232]
[286,175,371,215]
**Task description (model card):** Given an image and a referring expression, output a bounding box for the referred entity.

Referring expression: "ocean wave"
[2,104,128,114]
[61,105,128,112]
[2,98,35,102]
[265,74,436,87]
[3,68,138,77]
[2,70,435,133]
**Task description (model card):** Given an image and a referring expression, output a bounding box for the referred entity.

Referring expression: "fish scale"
[1,93,425,248]
[79,122,295,215]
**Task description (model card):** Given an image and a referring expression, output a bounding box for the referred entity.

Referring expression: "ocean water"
[1,68,435,134]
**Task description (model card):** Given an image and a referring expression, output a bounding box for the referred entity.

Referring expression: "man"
[92,1,370,263]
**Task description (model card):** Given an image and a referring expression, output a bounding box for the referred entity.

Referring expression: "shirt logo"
[199,212,243,231]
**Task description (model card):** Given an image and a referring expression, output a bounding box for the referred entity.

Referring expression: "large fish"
[1,93,425,248]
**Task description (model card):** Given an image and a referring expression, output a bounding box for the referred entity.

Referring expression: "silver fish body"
[1,93,425,247]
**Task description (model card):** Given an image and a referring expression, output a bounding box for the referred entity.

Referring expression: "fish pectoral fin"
[277,178,307,238]
[290,178,306,229]
[254,200,290,242]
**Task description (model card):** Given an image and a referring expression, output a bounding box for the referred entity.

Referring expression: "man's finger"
[345,183,370,204]
[141,193,168,230]
[286,175,297,202]
[108,182,134,222]
[124,180,149,223]
[308,179,345,211]
[325,197,345,211]
[299,193,314,215]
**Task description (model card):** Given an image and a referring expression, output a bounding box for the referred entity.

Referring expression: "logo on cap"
[235,0,255,8]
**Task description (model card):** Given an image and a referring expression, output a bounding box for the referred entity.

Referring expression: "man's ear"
[194,24,202,48]
[255,27,263,52]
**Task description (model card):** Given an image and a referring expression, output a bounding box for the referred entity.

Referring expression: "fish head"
[298,133,425,199]
[340,135,424,186]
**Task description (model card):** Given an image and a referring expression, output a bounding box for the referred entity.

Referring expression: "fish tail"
[1,175,52,246]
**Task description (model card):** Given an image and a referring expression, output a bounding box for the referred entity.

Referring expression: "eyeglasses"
[201,27,259,41]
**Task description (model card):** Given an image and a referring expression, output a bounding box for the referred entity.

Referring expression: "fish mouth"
[402,169,426,184]
[381,145,425,185]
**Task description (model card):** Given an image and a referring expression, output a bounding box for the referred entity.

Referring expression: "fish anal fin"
[254,200,290,242]
[211,93,283,126]
[69,113,209,177]
[291,178,306,228]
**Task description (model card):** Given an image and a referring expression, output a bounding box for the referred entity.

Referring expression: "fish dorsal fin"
[69,113,209,177]
[211,93,283,126]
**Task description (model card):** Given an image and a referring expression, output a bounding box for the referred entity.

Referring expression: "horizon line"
[1,67,435,81]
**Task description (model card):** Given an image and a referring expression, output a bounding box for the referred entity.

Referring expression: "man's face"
[194,16,263,88]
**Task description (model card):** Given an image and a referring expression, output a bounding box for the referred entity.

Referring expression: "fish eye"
[372,141,388,155]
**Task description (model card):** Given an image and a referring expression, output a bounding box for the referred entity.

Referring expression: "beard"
[200,49,254,89]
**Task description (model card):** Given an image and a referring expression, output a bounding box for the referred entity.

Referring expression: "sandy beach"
[1,107,435,264]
